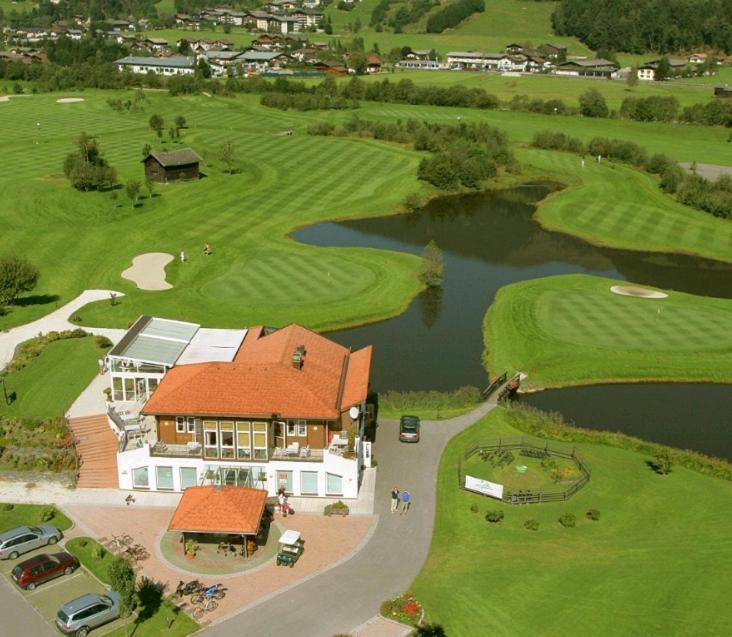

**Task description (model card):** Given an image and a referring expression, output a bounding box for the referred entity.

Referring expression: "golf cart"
[276,530,304,567]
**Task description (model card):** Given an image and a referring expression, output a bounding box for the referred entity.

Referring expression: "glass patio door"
[274,421,285,449]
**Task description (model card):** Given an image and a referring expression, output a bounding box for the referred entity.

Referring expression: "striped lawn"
[0,91,424,330]
[484,274,732,388]
[519,148,732,264]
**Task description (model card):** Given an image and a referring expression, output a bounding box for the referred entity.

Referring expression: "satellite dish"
[349,406,359,420]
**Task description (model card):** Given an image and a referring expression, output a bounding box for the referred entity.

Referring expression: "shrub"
[95,335,113,349]
[2,503,14,511]
[559,512,576,528]
[91,543,106,560]
[485,509,504,523]
[652,450,673,475]
[524,519,540,531]
[380,591,422,626]
[586,509,601,521]
[324,500,350,516]
[470,503,479,513]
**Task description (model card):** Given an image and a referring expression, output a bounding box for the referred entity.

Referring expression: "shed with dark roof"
[143,148,202,183]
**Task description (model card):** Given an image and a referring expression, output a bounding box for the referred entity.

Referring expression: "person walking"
[390,486,400,513]
[400,489,411,515]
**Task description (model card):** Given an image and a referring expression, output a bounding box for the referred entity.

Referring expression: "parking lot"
[0,545,127,636]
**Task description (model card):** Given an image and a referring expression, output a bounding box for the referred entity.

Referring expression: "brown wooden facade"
[144,155,200,183]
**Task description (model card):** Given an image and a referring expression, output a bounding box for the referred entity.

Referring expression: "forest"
[552,0,732,54]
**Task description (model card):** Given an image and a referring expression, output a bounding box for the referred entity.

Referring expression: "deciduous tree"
[0,256,40,306]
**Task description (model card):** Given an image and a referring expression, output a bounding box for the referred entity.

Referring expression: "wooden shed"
[143,148,202,183]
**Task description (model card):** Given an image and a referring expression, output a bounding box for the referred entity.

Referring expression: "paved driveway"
[204,401,496,637]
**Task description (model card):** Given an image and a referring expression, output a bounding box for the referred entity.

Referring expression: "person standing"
[390,487,400,513]
[400,489,411,515]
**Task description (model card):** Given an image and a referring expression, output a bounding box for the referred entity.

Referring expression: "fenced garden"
[458,436,591,504]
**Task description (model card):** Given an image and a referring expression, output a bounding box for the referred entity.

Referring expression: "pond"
[522,384,732,461]
[295,183,732,391]
[295,183,732,458]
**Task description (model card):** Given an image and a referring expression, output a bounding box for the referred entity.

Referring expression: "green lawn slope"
[0,91,424,330]
[412,407,732,637]
[0,337,103,419]
[484,274,732,389]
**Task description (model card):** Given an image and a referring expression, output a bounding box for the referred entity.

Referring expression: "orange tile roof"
[143,324,371,420]
[168,486,267,535]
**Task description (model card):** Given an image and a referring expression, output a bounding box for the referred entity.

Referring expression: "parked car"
[399,415,421,443]
[56,592,122,636]
[11,552,79,590]
[0,524,62,560]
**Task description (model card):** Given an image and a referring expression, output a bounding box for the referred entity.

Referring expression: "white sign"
[465,475,504,500]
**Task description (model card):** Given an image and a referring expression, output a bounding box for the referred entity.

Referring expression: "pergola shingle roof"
[145,148,203,168]
[169,486,268,535]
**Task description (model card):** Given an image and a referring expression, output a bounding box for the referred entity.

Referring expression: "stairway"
[67,415,119,489]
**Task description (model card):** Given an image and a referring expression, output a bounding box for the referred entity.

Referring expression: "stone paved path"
[0,289,126,369]
[204,399,498,637]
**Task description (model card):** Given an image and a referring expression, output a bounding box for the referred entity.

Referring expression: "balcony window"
[176,417,185,434]
[236,422,251,459]
[287,420,307,437]
[277,470,293,494]
[112,377,123,401]
[220,422,234,459]
[156,466,174,490]
[132,466,149,489]
[253,422,267,460]
[326,472,343,496]
[204,421,218,459]
[187,417,196,434]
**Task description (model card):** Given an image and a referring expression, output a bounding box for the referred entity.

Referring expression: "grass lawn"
[517,147,732,263]
[65,537,117,584]
[0,337,105,419]
[484,274,732,389]
[411,407,732,637]
[0,504,72,532]
[0,90,424,331]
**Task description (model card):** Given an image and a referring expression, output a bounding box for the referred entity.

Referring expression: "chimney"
[292,345,306,369]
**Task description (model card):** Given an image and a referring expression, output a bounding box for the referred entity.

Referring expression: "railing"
[481,371,508,399]
[150,442,203,458]
[272,447,324,462]
[458,436,591,505]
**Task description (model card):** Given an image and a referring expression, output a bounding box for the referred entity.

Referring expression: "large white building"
[115,55,195,76]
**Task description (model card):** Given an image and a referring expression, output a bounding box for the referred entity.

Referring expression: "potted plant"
[185,538,198,559]
[324,500,350,517]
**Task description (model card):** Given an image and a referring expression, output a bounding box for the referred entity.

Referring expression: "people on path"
[180,251,186,263]
[203,243,211,256]
[390,486,400,513]
[278,489,288,517]
[400,489,411,515]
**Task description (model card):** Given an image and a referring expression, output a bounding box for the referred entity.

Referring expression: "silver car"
[0,524,62,560]
[56,592,122,637]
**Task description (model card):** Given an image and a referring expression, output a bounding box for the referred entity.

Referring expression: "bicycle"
[173,579,202,600]
[191,597,218,619]
[191,583,226,604]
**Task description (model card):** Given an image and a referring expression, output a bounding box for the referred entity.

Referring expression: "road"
[204,401,496,637]
[0,571,56,637]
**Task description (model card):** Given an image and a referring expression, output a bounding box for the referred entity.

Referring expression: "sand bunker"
[56,97,85,104]
[610,285,668,299]
[122,253,174,291]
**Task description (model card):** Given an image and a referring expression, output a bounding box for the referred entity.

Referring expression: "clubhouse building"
[106,317,373,499]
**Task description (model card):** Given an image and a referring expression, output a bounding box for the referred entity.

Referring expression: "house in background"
[555,58,619,78]
[366,54,383,74]
[143,149,202,183]
[714,85,732,98]
[115,55,195,76]
[107,321,373,498]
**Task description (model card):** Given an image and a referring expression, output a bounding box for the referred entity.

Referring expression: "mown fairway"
[485,274,732,388]
[0,91,424,330]
[519,148,732,262]
[412,407,732,637]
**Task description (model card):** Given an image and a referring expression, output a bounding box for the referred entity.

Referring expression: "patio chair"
[299,445,310,458]
[285,442,300,456]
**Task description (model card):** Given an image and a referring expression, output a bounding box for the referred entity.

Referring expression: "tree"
[174,115,187,136]
[414,625,447,637]
[141,143,151,158]
[354,17,362,33]
[219,139,237,174]
[0,256,40,306]
[149,114,164,139]
[626,65,638,89]
[418,240,444,286]
[324,15,333,34]
[63,133,117,191]
[145,176,154,200]
[125,180,141,207]
[578,89,609,118]
[655,57,671,81]
[107,557,136,617]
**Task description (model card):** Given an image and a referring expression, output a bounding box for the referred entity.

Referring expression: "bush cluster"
[485,509,505,523]
[260,92,358,111]
[379,387,482,417]
[379,591,423,626]
[524,519,540,531]
[558,512,576,528]
[586,509,601,521]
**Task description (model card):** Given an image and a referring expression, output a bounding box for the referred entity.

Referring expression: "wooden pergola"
[168,486,268,558]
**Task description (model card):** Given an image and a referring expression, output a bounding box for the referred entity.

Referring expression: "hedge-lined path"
[204,397,500,637]
[0,289,125,369]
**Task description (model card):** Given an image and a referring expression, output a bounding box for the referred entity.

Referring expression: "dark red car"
[11,552,79,590]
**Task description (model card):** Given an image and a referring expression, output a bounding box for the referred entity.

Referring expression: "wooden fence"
[458,436,591,504]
